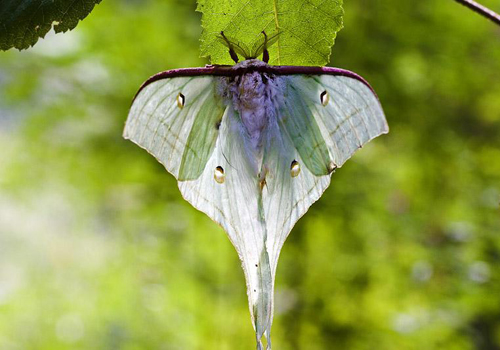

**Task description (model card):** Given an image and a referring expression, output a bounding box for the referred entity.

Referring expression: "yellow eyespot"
[327,161,337,174]
[320,90,329,106]
[214,166,225,184]
[290,160,300,178]
[176,93,185,109]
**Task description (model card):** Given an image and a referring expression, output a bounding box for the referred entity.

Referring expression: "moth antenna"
[220,31,239,64]
[261,31,269,63]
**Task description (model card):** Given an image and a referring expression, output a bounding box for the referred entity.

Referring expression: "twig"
[454,0,500,26]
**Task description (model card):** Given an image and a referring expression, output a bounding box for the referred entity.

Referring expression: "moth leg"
[258,165,269,191]
[220,31,239,64]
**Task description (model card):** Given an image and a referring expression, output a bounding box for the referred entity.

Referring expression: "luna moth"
[124,32,388,349]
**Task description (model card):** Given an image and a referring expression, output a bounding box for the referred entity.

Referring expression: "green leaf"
[0,0,102,51]
[197,0,344,66]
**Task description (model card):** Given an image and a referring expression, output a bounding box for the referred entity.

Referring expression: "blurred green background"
[1,1,500,349]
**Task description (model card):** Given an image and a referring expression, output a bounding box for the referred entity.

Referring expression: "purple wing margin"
[133,65,380,101]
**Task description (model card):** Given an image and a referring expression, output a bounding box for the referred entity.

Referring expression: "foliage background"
[1,1,500,349]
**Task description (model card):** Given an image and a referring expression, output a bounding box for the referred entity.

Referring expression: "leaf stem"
[454,0,500,26]
[272,0,281,64]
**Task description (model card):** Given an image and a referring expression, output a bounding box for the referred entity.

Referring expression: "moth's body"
[221,59,282,176]
[124,58,388,350]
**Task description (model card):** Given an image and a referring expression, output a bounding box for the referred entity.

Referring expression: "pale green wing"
[253,75,386,347]
[278,74,388,175]
[263,73,388,277]
[123,76,226,181]
[125,74,274,349]
[278,81,332,175]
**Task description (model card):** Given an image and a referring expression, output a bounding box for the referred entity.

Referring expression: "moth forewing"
[124,76,227,181]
